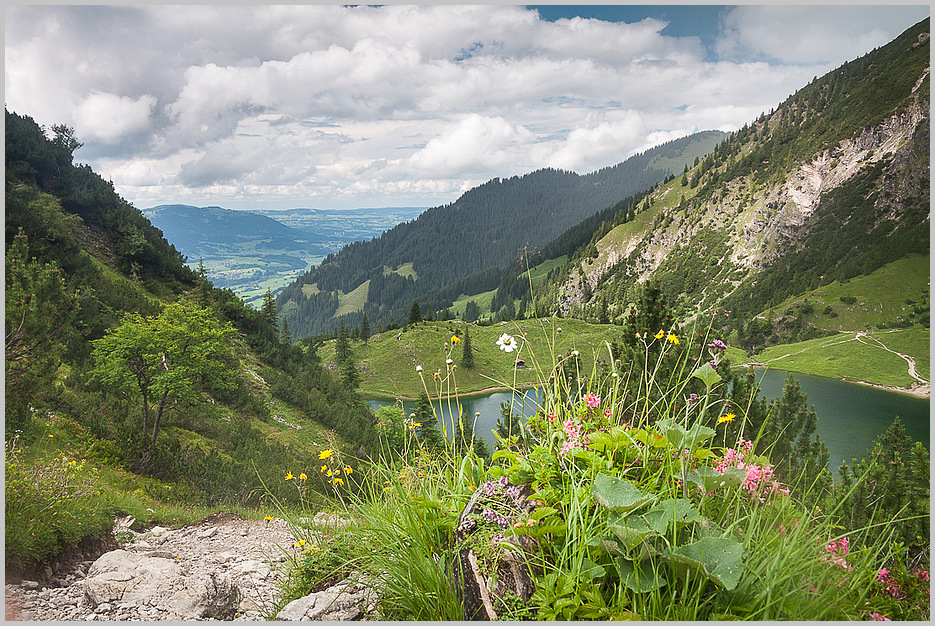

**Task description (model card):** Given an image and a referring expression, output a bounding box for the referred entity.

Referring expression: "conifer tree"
[461,326,475,369]
[196,258,211,309]
[407,301,422,326]
[279,318,292,345]
[335,320,351,364]
[414,391,443,450]
[261,288,278,331]
[360,312,371,343]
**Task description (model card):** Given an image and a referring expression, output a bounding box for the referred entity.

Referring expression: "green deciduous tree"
[90,301,238,448]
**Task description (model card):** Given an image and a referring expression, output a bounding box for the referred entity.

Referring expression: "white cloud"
[716,5,930,65]
[4,4,928,210]
[74,92,157,144]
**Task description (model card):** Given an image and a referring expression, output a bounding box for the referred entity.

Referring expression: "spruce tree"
[408,301,422,326]
[360,312,371,343]
[279,318,292,345]
[261,288,278,331]
[461,326,475,369]
[335,320,351,364]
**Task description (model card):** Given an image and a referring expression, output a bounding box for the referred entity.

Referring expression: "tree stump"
[453,478,540,620]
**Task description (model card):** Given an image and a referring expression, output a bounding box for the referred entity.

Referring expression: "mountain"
[278,130,728,338]
[535,19,929,347]
[141,204,427,307]
[142,204,333,255]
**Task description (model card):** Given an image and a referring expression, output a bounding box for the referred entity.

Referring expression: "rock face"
[82,549,240,620]
[275,575,381,621]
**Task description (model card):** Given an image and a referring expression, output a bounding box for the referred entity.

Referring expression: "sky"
[5,4,930,211]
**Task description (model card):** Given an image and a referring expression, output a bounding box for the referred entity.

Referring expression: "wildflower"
[416,365,423,373]
[572,350,579,357]
[434,372,440,381]
[688,393,699,404]
[707,339,728,352]
[344,466,353,475]
[383,486,394,492]
[451,335,461,344]
[333,477,344,486]
[319,449,333,460]
[299,473,307,481]
[446,358,454,365]
[285,471,294,481]
[869,613,891,621]
[604,408,612,418]
[654,329,665,340]
[585,393,601,408]
[264,515,274,522]
[320,465,327,473]
[635,332,641,339]
[497,333,518,352]
[412,421,421,428]
[294,539,306,548]
[718,412,737,425]
[667,333,679,345]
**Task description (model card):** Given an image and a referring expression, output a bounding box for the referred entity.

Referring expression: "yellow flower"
[320,465,327,473]
[264,515,274,522]
[294,539,306,548]
[412,422,421,428]
[319,449,333,460]
[383,486,394,492]
[451,335,461,344]
[654,329,665,340]
[333,477,344,486]
[718,412,737,425]
[344,466,353,475]
[285,471,294,481]
[667,333,679,345]
[327,470,333,477]
[434,371,440,381]
[299,473,307,481]
[635,332,641,339]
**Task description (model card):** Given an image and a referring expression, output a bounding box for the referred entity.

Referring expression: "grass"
[753,327,929,389]
[764,253,930,332]
[324,317,631,399]
[334,279,370,317]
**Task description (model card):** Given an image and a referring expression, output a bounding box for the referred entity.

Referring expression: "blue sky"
[5,4,929,211]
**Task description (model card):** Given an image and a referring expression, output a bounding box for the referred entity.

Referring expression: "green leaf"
[687,466,747,492]
[691,362,722,389]
[652,498,701,528]
[608,514,661,550]
[666,536,744,590]
[615,556,668,593]
[592,473,656,513]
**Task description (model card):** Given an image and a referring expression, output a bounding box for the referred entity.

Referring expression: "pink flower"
[869,613,891,621]
[603,408,612,419]
[876,568,890,582]
[585,393,601,408]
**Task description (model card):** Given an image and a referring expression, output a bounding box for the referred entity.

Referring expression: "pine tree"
[360,312,371,343]
[279,318,292,345]
[261,288,278,331]
[408,301,422,326]
[196,258,211,308]
[461,326,475,369]
[340,355,360,390]
[335,320,351,364]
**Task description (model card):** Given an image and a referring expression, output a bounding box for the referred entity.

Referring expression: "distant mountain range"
[141,204,425,306]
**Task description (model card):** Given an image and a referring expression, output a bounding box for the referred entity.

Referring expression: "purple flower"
[688,393,699,404]
[707,339,727,352]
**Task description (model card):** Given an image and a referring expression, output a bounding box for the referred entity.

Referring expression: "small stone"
[84,614,98,621]
[21,580,39,589]
[94,602,113,614]
[197,527,218,539]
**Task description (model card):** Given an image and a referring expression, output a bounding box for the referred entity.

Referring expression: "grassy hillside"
[321,318,629,399]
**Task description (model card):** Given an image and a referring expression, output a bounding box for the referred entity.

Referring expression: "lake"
[369,369,929,474]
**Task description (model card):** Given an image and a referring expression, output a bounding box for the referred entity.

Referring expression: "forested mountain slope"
[535,18,929,342]
[5,108,378,509]
[278,131,727,338]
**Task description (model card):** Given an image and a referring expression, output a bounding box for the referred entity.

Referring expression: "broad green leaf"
[666,536,744,590]
[691,362,722,389]
[687,466,747,492]
[615,556,668,593]
[652,498,701,527]
[640,508,670,535]
[592,473,656,513]
[608,515,661,550]
[579,558,607,581]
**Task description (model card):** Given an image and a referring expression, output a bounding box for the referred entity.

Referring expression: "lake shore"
[744,363,930,399]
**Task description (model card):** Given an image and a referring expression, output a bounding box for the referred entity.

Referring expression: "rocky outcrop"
[275,575,381,621]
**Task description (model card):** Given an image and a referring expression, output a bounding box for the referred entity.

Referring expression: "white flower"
[415,365,423,373]
[446,358,454,365]
[572,350,579,357]
[496,333,518,353]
